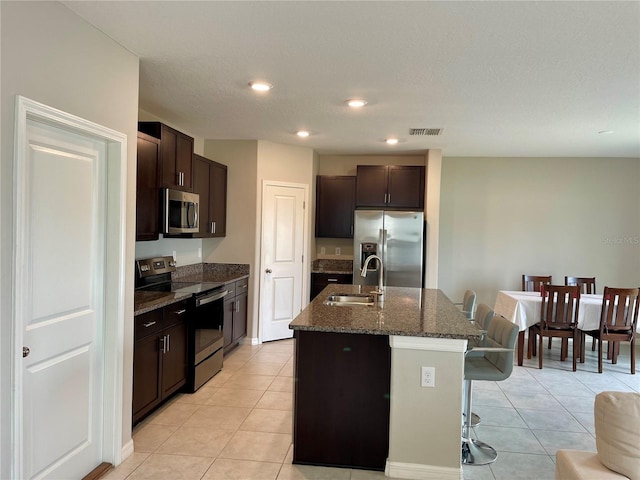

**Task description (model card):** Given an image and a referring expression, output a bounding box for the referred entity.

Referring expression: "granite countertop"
[289,285,483,340]
[134,290,194,316]
[134,262,249,316]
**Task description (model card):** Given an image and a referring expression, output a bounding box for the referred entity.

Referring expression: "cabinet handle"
[213,222,216,234]
[178,171,184,186]
[328,278,338,282]
[143,321,156,328]
[166,334,170,353]
[173,309,186,315]
[238,283,247,290]
[235,300,239,313]
[351,225,353,236]
[388,193,391,204]
[160,335,166,354]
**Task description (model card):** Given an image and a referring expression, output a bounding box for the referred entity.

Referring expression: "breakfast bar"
[289,285,482,480]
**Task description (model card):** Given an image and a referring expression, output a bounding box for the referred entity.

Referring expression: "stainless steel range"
[135,256,228,392]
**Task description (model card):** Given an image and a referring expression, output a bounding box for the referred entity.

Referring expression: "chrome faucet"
[361,254,384,296]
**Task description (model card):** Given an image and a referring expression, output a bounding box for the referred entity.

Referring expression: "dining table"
[493,290,607,366]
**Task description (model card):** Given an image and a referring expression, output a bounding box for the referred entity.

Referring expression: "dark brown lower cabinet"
[132,300,189,425]
[310,273,353,301]
[293,330,391,471]
[223,278,249,353]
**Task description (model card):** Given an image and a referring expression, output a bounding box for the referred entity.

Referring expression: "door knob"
[265,268,272,273]
[23,346,30,358]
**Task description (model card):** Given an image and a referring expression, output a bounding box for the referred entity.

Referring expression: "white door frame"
[11,96,127,478]
[258,180,309,343]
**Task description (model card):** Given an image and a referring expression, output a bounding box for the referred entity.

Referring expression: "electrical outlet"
[421,366,435,388]
[198,247,202,258]
[336,247,341,255]
[320,247,326,255]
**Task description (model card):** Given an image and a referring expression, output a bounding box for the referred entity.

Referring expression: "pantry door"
[260,182,307,342]
[13,96,126,479]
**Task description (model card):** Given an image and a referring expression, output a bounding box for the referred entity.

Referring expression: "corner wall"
[1,1,139,475]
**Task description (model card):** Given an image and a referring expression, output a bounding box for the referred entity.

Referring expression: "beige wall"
[0,1,140,475]
[318,154,425,175]
[255,141,315,323]
[203,140,259,339]
[202,140,314,342]
[438,157,640,307]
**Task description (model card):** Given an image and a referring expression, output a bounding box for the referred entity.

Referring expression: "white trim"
[389,335,467,353]
[385,460,463,480]
[11,96,127,477]
[120,440,134,462]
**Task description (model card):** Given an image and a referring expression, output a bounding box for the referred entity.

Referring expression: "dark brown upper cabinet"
[136,132,161,241]
[192,154,227,238]
[355,165,425,210]
[315,176,356,238]
[138,122,194,192]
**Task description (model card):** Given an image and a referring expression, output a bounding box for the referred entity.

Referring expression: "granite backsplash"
[311,259,353,274]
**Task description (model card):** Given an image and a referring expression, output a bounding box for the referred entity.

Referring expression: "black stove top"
[135,255,226,297]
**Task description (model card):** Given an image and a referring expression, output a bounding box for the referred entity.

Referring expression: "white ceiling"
[63,1,640,157]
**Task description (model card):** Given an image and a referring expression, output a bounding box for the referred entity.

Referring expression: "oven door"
[164,188,199,234]
[190,287,228,391]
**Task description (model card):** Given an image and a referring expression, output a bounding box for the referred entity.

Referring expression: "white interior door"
[260,182,306,342]
[16,116,107,479]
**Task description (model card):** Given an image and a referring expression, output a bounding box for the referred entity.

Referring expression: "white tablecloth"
[494,290,606,332]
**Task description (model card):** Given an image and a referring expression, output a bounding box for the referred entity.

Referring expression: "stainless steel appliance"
[353,210,424,288]
[163,188,199,234]
[135,256,227,392]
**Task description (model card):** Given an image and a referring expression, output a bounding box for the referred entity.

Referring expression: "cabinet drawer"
[235,278,249,295]
[224,281,236,298]
[135,309,163,341]
[164,299,190,328]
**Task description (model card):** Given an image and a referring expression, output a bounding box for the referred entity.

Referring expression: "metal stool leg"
[461,379,497,465]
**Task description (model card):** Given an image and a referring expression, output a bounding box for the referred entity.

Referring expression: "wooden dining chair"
[580,287,639,374]
[565,276,598,350]
[565,276,597,294]
[528,285,581,371]
[522,275,552,292]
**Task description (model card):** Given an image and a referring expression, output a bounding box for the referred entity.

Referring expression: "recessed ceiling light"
[346,99,367,108]
[296,130,310,137]
[249,81,273,91]
[598,130,614,135]
[385,138,399,145]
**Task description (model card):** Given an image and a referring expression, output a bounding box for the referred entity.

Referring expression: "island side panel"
[293,330,391,471]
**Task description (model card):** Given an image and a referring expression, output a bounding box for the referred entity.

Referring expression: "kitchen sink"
[323,293,376,306]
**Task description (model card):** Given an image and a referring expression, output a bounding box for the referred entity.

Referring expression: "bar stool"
[465,303,495,427]
[462,314,519,465]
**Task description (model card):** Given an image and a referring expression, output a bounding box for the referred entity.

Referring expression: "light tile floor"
[106,338,639,480]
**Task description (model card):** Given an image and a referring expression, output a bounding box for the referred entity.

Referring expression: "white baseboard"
[120,439,134,464]
[385,460,462,480]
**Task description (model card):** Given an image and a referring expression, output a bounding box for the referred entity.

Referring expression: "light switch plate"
[336,247,341,255]
[421,366,435,387]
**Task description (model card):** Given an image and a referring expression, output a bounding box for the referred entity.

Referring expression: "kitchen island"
[289,285,482,480]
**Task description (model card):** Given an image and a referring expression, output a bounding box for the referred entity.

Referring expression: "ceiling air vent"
[409,128,443,136]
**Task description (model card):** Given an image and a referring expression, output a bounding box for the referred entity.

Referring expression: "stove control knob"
[140,265,150,272]
[169,261,176,267]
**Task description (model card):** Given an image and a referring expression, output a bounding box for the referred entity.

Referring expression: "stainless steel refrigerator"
[353,210,424,288]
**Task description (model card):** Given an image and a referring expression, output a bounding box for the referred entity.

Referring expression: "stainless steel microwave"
[163,188,199,234]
